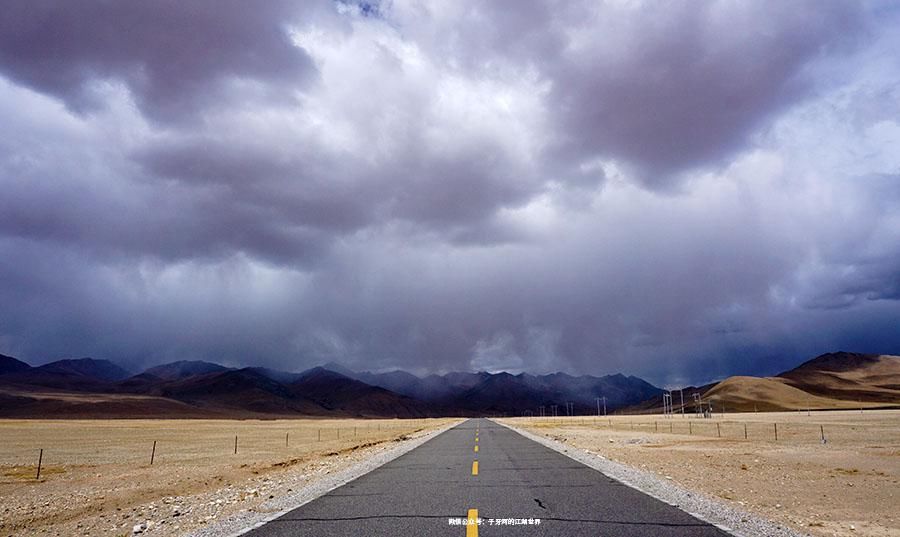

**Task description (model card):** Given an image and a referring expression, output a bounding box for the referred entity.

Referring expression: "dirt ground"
[499,410,900,537]
[0,418,457,537]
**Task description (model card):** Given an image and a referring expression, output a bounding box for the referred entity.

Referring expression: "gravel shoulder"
[0,418,459,537]
[188,420,461,537]
[495,419,809,537]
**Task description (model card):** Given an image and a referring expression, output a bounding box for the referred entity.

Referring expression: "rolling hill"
[777,352,900,403]
[626,352,900,413]
[701,376,882,412]
[0,353,32,375]
[36,357,133,381]
[289,367,430,418]
[141,360,231,380]
[149,368,326,415]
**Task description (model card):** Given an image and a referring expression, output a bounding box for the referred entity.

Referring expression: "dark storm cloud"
[395,0,865,187]
[0,130,330,266]
[0,1,898,384]
[0,0,320,122]
[135,131,538,245]
[135,139,376,235]
[549,1,865,187]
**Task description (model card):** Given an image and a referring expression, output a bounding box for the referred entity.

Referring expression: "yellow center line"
[474,445,479,452]
[466,508,478,537]
[472,460,479,475]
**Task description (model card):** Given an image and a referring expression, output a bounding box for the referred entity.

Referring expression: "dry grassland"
[0,418,457,536]
[501,410,900,537]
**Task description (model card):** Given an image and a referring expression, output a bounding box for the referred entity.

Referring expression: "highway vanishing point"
[246,418,732,536]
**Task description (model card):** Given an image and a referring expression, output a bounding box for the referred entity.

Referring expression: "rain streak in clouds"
[0,0,898,385]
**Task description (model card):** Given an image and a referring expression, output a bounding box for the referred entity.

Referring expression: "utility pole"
[602,396,607,416]
[680,389,685,417]
[596,397,601,417]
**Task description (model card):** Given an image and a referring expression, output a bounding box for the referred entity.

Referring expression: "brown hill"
[150,368,328,416]
[701,376,886,412]
[289,367,431,418]
[0,386,228,418]
[623,351,900,414]
[36,357,133,381]
[777,352,900,403]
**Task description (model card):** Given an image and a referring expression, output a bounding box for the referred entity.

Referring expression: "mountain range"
[2,351,896,418]
[0,354,661,418]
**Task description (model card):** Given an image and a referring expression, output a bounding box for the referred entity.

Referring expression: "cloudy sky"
[1,1,898,385]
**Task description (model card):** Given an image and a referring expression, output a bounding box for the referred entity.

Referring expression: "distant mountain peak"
[0,353,33,375]
[298,366,359,383]
[141,360,230,380]
[37,357,132,381]
[320,361,359,376]
[779,351,881,376]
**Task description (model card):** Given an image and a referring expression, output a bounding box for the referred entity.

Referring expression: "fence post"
[36,448,43,480]
[689,421,692,435]
[773,423,778,441]
[318,429,321,442]
[234,435,238,455]
[717,423,721,438]
[150,440,157,465]
[744,423,747,440]
[655,421,658,433]
[820,425,826,444]
[286,433,289,447]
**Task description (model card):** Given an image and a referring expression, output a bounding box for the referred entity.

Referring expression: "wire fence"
[517,411,900,447]
[0,418,442,481]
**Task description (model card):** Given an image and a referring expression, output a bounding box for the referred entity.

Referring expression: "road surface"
[245,418,731,536]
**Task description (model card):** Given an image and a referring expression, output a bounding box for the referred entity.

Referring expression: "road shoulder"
[494,419,809,537]
[189,420,462,537]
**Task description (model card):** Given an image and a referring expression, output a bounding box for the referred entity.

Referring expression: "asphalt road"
[246,418,732,536]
